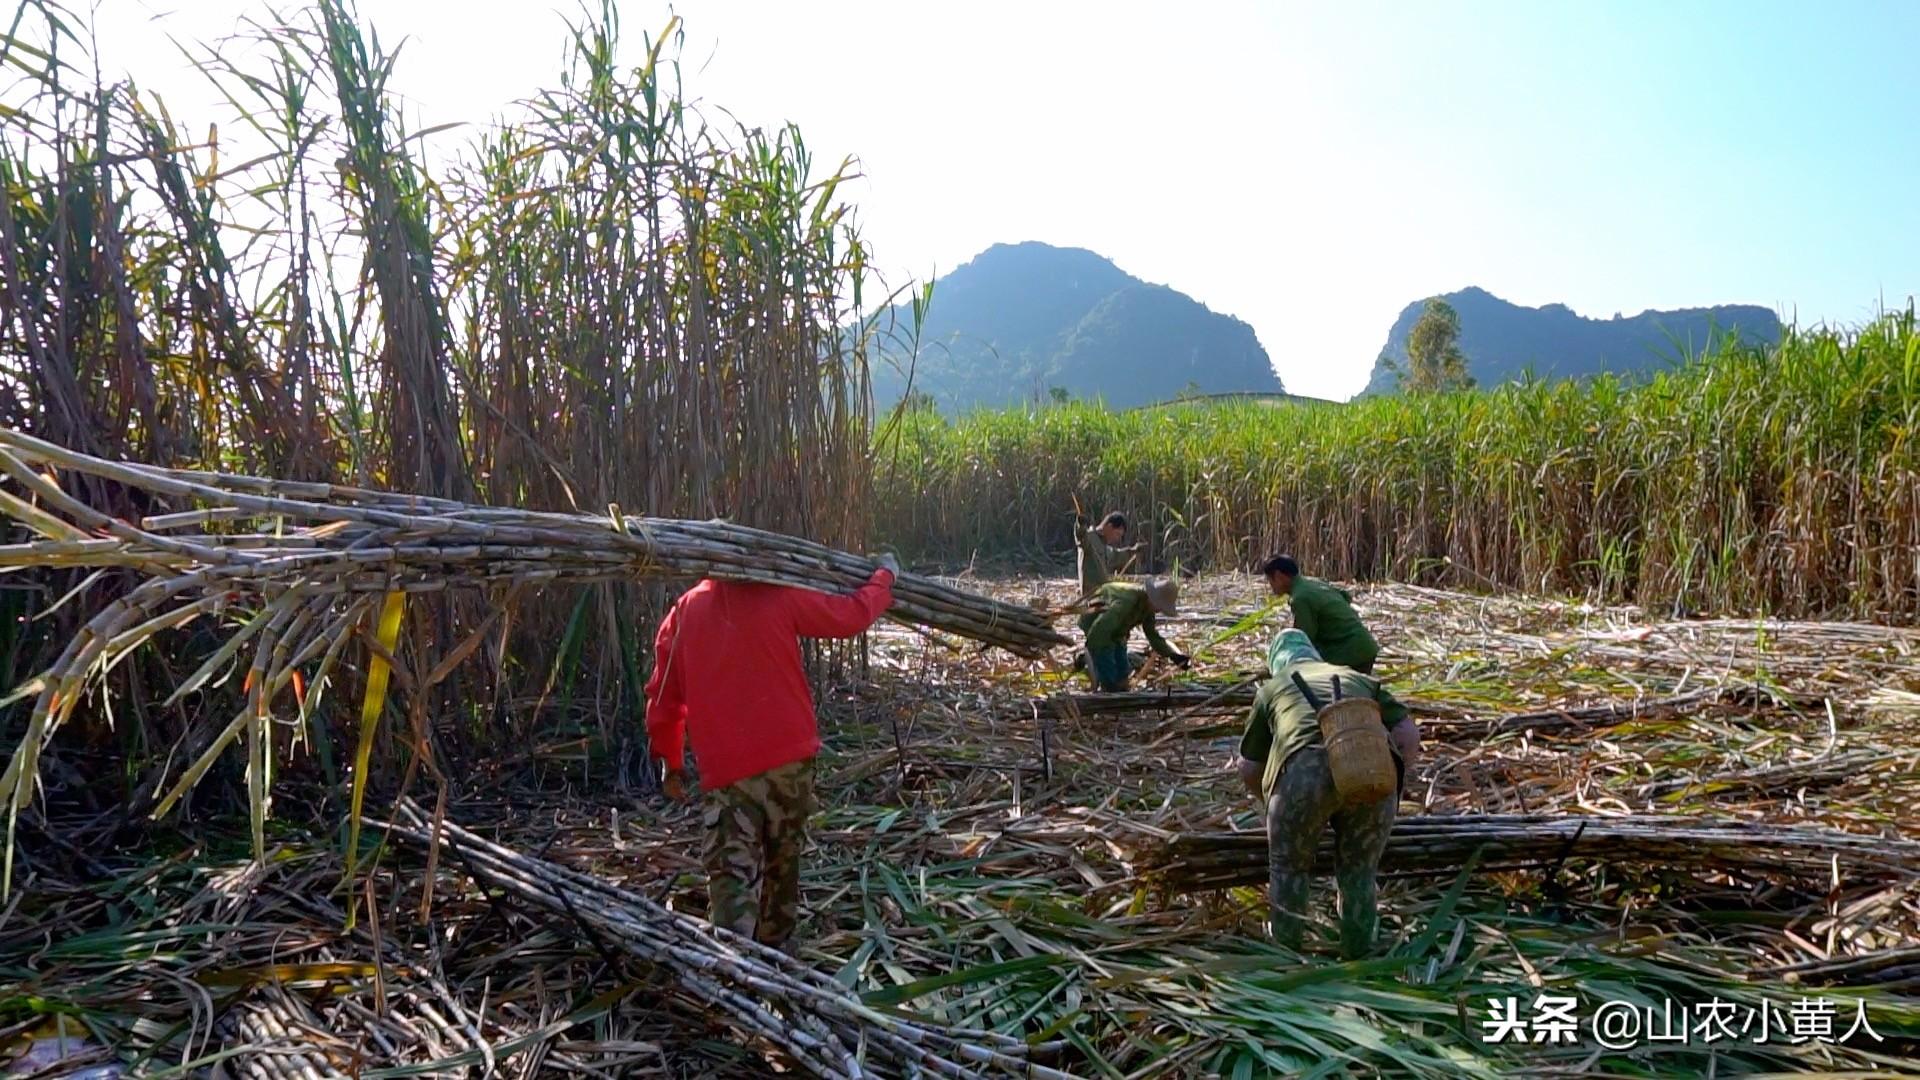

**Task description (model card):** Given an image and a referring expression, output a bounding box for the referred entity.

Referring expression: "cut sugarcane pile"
[380,800,1074,1079]
[1144,814,1920,893]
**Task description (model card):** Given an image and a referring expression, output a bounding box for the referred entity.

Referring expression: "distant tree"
[1048,386,1071,404]
[901,390,939,413]
[1402,298,1474,393]
[1176,380,1204,401]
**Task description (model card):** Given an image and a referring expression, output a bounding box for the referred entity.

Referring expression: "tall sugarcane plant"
[872,310,1920,622]
[0,0,892,852]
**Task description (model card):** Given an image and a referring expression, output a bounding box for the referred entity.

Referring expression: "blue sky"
[86,0,1920,399]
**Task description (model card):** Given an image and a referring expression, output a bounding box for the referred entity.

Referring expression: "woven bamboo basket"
[1317,698,1396,805]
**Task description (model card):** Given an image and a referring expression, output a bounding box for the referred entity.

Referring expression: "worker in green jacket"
[1235,629,1419,957]
[1079,578,1189,691]
[1077,510,1142,599]
[1259,554,1379,673]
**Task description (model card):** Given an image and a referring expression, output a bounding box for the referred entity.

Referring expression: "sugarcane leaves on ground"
[812,574,1920,1072]
[7,572,1920,1075]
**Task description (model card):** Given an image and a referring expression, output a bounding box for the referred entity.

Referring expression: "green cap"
[1266,628,1321,676]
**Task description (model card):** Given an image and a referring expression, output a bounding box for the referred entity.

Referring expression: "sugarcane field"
[4,2,1920,1078]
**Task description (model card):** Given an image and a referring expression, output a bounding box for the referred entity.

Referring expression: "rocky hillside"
[1364,287,1783,394]
[869,242,1282,411]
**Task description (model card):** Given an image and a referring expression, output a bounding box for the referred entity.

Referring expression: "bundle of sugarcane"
[1144,814,1920,893]
[380,800,1074,1079]
[1034,682,1481,720]
[1765,947,1920,988]
[1429,685,1800,736]
[1035,683,1259,718]
[0,426,1065,883]
[1036,682,1777,736]
[0,427,1065,654]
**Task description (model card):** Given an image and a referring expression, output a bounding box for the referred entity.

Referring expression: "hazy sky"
[83,0,1920,400]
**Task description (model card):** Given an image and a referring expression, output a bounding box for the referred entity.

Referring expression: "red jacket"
[645,570,894,791]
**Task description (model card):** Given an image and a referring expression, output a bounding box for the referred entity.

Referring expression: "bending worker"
[1078,510,1142,600]
[1235,629,1419,957]
[1259,554,1379,673]
[1080,577,1188,691]
[646,554,899,953]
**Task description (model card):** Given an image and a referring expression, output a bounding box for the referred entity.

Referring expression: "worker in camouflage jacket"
[1259,554,1380,673]
[646,554,898,951]
[1235,629,1420,957]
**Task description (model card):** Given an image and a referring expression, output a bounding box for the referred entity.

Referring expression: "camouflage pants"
[701,758,816,949]
[1266,747,1396,959]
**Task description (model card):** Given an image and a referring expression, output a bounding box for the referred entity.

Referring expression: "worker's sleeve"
[1139,614,1180,659]
[1237,696,1273,763]
[788,569,895,639]
[643,604,687,769]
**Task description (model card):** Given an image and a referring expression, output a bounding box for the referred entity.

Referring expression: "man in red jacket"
[644,555,898,950]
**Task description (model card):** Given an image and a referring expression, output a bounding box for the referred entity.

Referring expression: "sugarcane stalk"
[379,799,1078,1079]
[0,426,1067,656]
[1035,682,1790,736]
[1145,813,1920,892]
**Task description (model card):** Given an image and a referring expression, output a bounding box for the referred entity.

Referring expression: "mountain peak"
[872,242,1282,410]
[972,240,1108,262]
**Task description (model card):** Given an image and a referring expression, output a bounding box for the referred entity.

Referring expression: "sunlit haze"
[88,0,1920,400]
